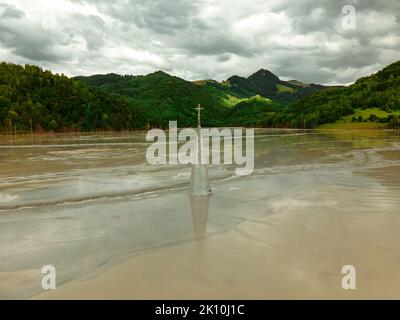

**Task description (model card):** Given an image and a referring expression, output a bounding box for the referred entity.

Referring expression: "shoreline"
[1,127,399,138]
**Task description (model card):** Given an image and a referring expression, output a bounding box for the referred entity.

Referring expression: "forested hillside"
[76,68,327,129]
[76,71,227,128]
[196,69,327,105]
[0,62,143,132]
[274,61,400,128]
[225,95,282,127]
[1,60,399,133]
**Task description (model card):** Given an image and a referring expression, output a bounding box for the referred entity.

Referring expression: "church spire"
[189,104,211,196]
[195,104,203,129]
[195,104,203,163]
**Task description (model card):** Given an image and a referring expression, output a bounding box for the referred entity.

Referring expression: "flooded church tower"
[189,104,211,196]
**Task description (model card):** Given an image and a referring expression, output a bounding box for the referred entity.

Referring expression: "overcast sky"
[0,0,399,85]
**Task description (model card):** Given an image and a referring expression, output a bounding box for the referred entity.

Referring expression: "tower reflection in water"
[188,104,211,240]
[188,194,211,240]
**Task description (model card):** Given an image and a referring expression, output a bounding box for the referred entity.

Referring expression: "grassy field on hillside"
[276,84,295,93]
[343,108,400,120]
[318,108,400,129]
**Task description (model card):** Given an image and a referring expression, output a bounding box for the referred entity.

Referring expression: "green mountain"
[1,60,399,133]
[274,60,400,128]
[0,62,143,133]
[247,69,282,97]
[77,68,327,130]
[75,71,227,128]
[196,69,327,105]
[191,69,327,126]
[192,78,253,107]
[225,95,282,127]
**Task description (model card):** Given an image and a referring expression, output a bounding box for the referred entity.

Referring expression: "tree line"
[0,62,144,133]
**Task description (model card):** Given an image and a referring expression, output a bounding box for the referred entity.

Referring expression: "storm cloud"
[0,0,399,84]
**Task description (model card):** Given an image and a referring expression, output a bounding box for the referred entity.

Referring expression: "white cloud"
[357,10,397,35]
[0,0,399,84]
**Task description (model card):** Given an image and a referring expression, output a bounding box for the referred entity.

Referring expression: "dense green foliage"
[1,60,399,132]
[76,71,226,128]
[75,67,328,130]
[197,69,327,105]
[0,62,143,132]
[225,95,281,127]
[275,61,400,128]
[193,79,251,107]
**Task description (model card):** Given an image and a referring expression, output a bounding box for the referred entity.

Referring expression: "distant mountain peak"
[253,68,275,75]
[227,74,246,81]
[151,70,170,76]
[249,69,280,81]
[246,68,281,97]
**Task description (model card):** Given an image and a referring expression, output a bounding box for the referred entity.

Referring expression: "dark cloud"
[0,0,399,84]
[68,14,107,50]
[177,34,254,57]
[128,0,200,34]
[0,3,25,19]
[216,53,232,63]
[72,0,201,34]
[0,22,68,62]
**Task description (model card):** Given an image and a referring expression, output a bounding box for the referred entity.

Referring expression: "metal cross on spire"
[195,104,203,128]
[190,103,210,196]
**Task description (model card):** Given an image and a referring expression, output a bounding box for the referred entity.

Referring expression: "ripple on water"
[0,194,18,203]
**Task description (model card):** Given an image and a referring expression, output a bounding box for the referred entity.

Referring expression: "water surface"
[1,129,400,299]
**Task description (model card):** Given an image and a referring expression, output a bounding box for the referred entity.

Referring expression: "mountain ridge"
[76,68,329,105]
[0,60,399,132]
